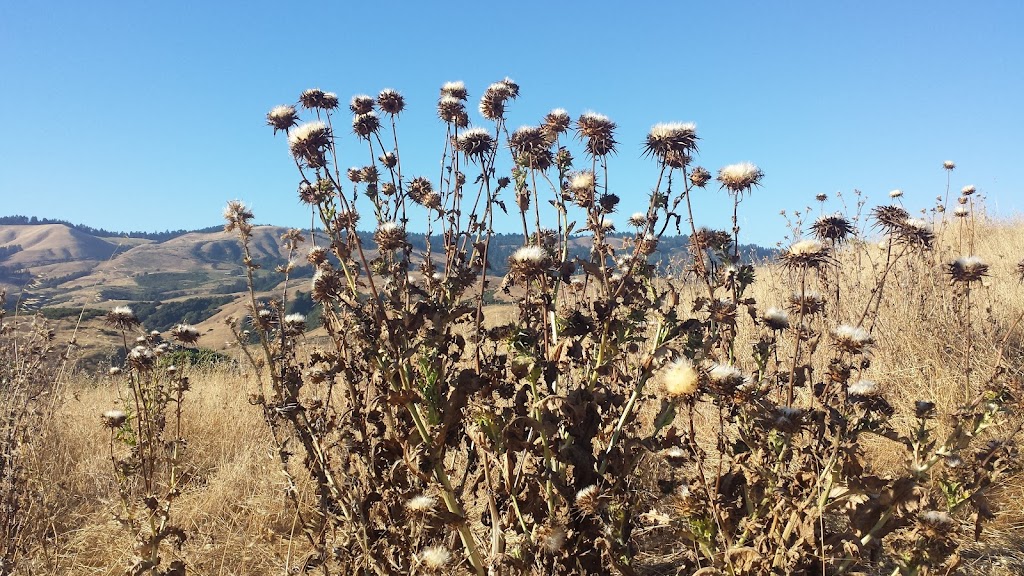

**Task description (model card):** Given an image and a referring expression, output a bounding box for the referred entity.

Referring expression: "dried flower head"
[690,228,732,252]
[872,204,910,233]
[283,313,306,333]
[455,127,495,159]
[307,246,328,266]
[953,205,969,218]
[848,379,879,396]
[717,162,763,193]
[811,213,855,243]
[889,189,904,199]
[690,166,712,188]
[832,324,873,354]
[781,238,831,269]
[762,307,790,331]
[943,160,956,170]
[816,193,828,202]
[440,81,467,100]
[407,176,434,204]
[288,121,332,168]
[576,112,617,156]
[299,88,327,109]
[896,218,935,248]
[543,108,571,136]
[707,363,745,393]
[376,88,405,115]
[575,485,602,515]
[479,83,510,120]
[568,171,596,206]
[101,409,127,428]
[407,494,438,514]
[533,524,567,554]
[436,95,465,124]
[638,232,658,255]
[352,112,381,138]
[374,222,407,251]
[170,323,201,345]
[128,345,156,371]
[417,546,451,571]
[627,212,648,228]
[510,125,554,170]
[320,92,339,110]
[644,122,698,167]
[788,291,825,315]
[919,510,954,533]
[311,268,343,302]
[349,94,375,115]
[948,255,988,283]
[266,105,299,134]
[961,184,976,196]
[509,246,550,277]
[105,305,140,330]
[662,357,700,398]
[108,366,122,376]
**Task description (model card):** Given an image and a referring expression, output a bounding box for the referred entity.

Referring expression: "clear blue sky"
[2,1,1021,246]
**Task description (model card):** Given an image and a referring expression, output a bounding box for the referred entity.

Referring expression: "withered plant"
[221,80,1023,575]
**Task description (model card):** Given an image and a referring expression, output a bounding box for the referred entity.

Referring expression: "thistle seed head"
[533,524,567,554]
[832,324,874,354]
[509,246,550,277]
[376,88,405,115]
[299,88,327,110]
[170,324,201,345]
[848,379,879,396]
[417,546,451,571]
[455,128,495,159]
[780,238,831,269]
[644,122,698,167]
[105,306,139,330]
[690,166,712,188]
[762,307,790,331]
[943,160,956,170]
[440,81,467,100]
[352,112,381,138]
[811,213,854,243]
[543,108,571,136]
[349,94,375,115]
[288,121,332,168]
[889,189,904,199]
[717,162,763,193]
[948,255,988,283]
[266,105,299,134]
[101,409,127,428]
[961,184,976,196]
[662,357,700,398]
[374,222,407,251]
[576,112,617,157]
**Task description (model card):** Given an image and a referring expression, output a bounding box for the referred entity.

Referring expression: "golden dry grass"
[12,216,1024,575]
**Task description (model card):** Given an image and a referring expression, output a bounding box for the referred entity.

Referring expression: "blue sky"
[1,1,1021,246]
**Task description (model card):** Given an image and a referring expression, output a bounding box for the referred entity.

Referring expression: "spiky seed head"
[707,363,744,392]
[773,406,805,433]
[872,204,910,233]
[762,307,790,331]
[349,94,375,115]
[568,171,596,206]
[943,160,956,170]
[509,246,550,277]
[510,125,554,170]
[832,324,873,354]
[352,112,381,138]
[105,306,139,330]
[533,524,567,554]
[499,76,520,98]
[644,122,698,167]
[299,88,327,109]
[307,246,328,266]
[288,121,332,168]
[953,205,969,218]
[627,212,648,228]
[576,112,617,157]
[662,357,700,398]
[599,217,615,232]
[320,92,339,110]
[638,233,658,255]
[811,213,854,243]
[374,222,407,251]
[816,193,828,202]
[440,80,467,100]
[170,323,201,345]
[333,208,359,230]
[544,108,571,136]
[896,218,935,248]
[455,128,495,159]
[357,165,378,184]
[418,546,451,571]
[781,238,830,269]
[407,494,438,514]
[377,88,405,115]
[575,485,602,514]
[889,189,904,199]
[379,151,398,168]
[380,182,397,196]
[128,345,156,371]
[788,291,825,315]
[311,268,343,302]
[283,313,306,332]
[108,366,122,376]
[948,255,988,283]
[436,96,465,123]
[346,167,363,183]
[961,184,976,196]
[717,162,763,193]
[407,177,434,204]
[690,166,712,188]
[102,409,127,428]
[267,105,299,134]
